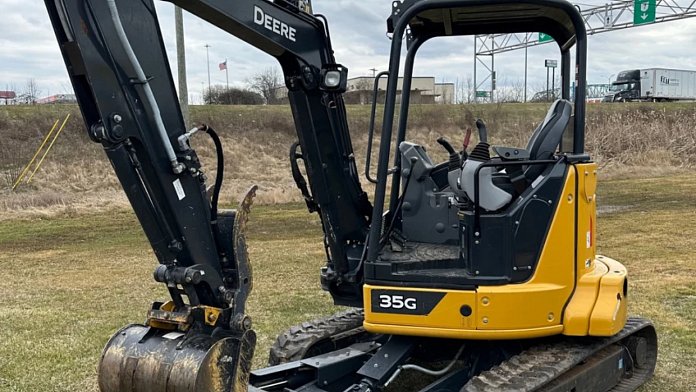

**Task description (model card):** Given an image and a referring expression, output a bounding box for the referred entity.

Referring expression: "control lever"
[437,137,466,192]
[436,137,456,155]
[436,137,462,172]
[438,137,464,193]
[462,126,473,160]
[475,119,488,143]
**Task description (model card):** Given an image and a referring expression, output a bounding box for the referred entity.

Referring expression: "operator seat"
[494,99,572,196]
[523,99,572,180]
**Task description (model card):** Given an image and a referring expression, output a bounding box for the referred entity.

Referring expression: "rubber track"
[461,317,657,392]
[268,308,365,365]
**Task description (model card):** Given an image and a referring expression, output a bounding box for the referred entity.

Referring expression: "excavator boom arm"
[44,0,371,312]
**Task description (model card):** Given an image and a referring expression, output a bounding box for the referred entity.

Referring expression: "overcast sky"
[2,0,695,102]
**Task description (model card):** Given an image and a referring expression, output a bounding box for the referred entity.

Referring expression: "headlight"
[320,65,348,92]
[323,71,342,88]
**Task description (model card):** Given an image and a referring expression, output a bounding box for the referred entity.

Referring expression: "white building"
[274,76,455,105]
[344,76,454,105]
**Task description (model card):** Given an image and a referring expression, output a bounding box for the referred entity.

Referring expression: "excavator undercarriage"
[255,313,656,392]
[42,0,658,390]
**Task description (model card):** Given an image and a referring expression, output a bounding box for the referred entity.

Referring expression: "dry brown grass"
[0,103,694,217]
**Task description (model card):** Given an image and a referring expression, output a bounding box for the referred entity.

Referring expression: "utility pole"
[175,7,189,126]
[546,67,550,101]
[473,42,477,104]
[204,44,211,104]
[545,59,557,101]
[370,68,378,78]
[523,45,528,102]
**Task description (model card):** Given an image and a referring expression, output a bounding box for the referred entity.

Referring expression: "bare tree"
[494,79,526,103]
[455,76,475,104]
[247,67,282,105]
[20,79,41,105]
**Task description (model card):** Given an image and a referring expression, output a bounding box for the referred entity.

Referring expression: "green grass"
[595,175,696,392]
[0,174,694,391]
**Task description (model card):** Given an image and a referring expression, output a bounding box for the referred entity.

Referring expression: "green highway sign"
[476,91,490,98]
[538,33,554,43]
[634,0,656,25]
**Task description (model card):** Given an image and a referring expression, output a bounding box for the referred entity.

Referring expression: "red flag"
[219,61,227,71]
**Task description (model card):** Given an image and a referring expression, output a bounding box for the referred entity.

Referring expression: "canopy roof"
[389,0,583,51]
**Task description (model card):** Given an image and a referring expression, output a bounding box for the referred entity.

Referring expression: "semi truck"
[603,68,696,102]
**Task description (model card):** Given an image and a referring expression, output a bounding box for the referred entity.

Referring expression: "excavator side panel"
[364,166,578,339]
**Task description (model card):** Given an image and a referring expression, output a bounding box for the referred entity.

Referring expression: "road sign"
[476,91,490,98]
[634,0,656,25]
[538,32,554,43]
[545,60,558,68]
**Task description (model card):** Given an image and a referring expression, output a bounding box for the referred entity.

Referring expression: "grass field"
[0,173,694,391]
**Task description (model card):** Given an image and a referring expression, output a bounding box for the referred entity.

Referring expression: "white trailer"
[640,68,696,101]
[603,68,696,102]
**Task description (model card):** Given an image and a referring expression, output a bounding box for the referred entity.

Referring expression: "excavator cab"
[42,0,656,391]
[358,0,656,388]
[363,0,594,337]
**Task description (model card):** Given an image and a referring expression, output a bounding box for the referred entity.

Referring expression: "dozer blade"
[98,324,255,392]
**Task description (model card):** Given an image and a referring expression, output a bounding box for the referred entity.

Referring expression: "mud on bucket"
[98,324,255,392]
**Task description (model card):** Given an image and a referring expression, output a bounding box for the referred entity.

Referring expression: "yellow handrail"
[12,119,60,190]
[26,113,71,184]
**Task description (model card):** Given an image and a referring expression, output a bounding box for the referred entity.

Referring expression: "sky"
[2,0,695,102]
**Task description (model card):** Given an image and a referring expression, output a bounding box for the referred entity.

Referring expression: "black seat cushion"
[524,99,572,181]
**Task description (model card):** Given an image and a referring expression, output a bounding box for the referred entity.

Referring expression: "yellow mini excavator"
[43,0,657,390]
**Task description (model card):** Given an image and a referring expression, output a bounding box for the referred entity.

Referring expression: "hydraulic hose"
[202,125,224,223]
[380,157,416,244]
[384,345,466,387]
[177,124,224,223]
[106,0,183,174]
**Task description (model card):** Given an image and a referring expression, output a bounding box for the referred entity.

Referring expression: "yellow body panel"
[363,286,477,331]
[475,165,576,331]
[576,163,598,273]
[365,168,577,339]
[363,319,563,340]
[363,163,630,340]
[563,259,607,335]
[589,256,628,336]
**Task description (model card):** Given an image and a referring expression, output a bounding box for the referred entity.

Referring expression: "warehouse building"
[343,76,454,105]
[274,76,454,105]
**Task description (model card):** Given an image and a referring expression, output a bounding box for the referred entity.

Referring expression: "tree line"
[1,79,42,105]
[204,67,284,105]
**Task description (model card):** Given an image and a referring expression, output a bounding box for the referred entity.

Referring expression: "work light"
[321,65,348,92]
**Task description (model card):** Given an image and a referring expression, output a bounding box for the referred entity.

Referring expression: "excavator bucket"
[98,187,259,392]
[98,324,255,392]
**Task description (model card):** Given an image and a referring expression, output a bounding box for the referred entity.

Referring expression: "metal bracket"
[356,335,416,385]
